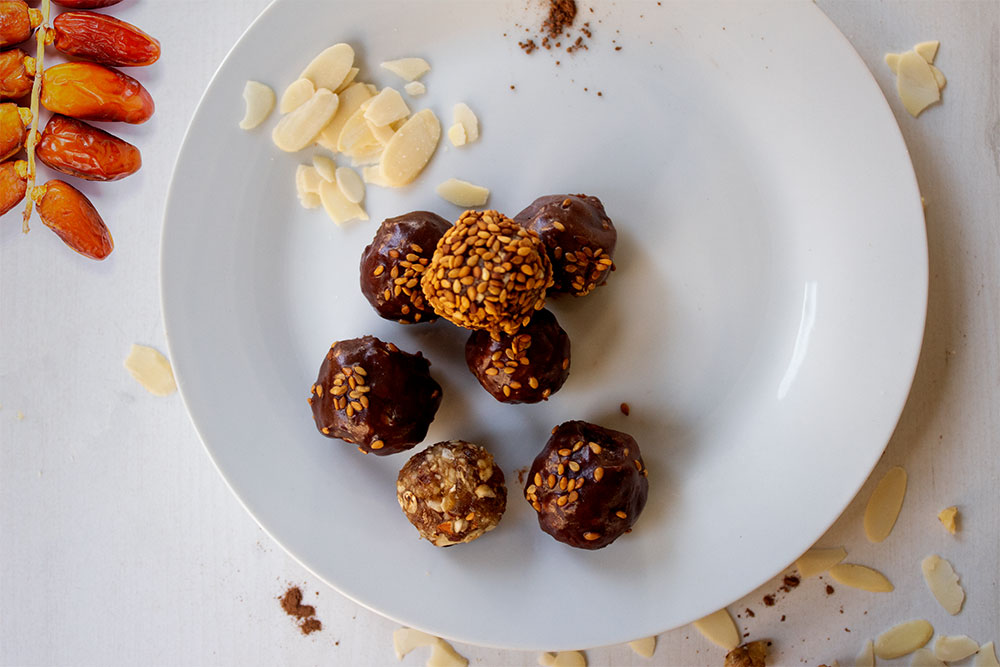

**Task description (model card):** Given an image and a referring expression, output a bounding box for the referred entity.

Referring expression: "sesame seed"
[534,473,542,487]
[373,265,385,277]
[567,479,576,491]
[568,491,578,503]
[634,460,642,471]
[589,442,602,455]
[371,440,385,450]
[559,477,567,490]
[532,501,541,512]
[552,221,566,232]
[616,511,627,519]
[529,377,539,389]
[558,448,572,456]
[547,474,556,488]
[583,532,601,541]
[573,441,584,451]
[569,461,580,472]
[502,385,511,397]
[321,427,329,434]
[557,496,568,506]
[316,385,324,397]
[594,467,604,481]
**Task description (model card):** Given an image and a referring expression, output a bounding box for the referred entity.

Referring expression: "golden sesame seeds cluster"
[376,242,432,321]
[420,210,554,335]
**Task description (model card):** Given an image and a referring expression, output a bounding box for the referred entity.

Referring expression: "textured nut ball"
[465,308,570,404]
[421,210,553,335]
[514,194,616,297]
[525,421,648,549]
[309,336,442,455]
[359,211,451,323]
[397,440,507,547]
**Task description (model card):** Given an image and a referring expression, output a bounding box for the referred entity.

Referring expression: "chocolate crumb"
[510,84,516,90]
[620,402,630,416]
[762,594,775,606]
[745,608,755,618]
[519,39,538,54]
[780,615,786,622]
[280,586,323,635]
[516,467,529,485]
[615,46,622,51]
[783,575,800,588]
[542,0,577,39]
[825,584,835,595]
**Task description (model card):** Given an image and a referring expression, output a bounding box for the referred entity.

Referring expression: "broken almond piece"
[537,651,586,667]
[124,344,177,396]
[312,155,336,182]
[448,123,467,147]
[404,81,426,96]
[453,102,479,143]
[724,641,768,667]
[364,87,410,127]
[299,43,355,92]
[362,164,391,186]
[856,640,875,667]
[298,191,320,209]
[428,640,468,667]
[381,57,430,81]
[915,40,940,64]
[875,620,934,659]
[316,82,373,152]
[827,563,893,592]
[937,506,958,534]
[934,635,979,662]
[239,81,275,130]
[930,65,946,90]
[921,554,965,614]
[885,52,901,75]
[627,637,656,659]
[337,107,382,157]
[335,166,364,204]
[280,78,315,114]
[272,88,339,152]
[911,648,947,667]
[379,108,441,187]
[975,642,1000,667]
[436,178,489,207]
[692,609,739,650]
[795,546,847,577]
[319,179,367,224]
[393,627,437,660]
[295,164,323,196]
[896,50,941,117]
[864,465,907,542]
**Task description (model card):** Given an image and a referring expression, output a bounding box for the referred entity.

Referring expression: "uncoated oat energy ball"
[308,336,442,455]
[420,210,553,336]
[397,440,507,547]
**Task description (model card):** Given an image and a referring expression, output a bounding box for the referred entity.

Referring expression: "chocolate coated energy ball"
[360,211,452,323]
[397,440,507,547]
[421,210,553,335]
[465,308,570,403]
[514,194,616,297]
[309,336,442,455]
[525,421,648,549]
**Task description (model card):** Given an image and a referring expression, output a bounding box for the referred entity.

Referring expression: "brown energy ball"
[525,420,648,549]
[514,194,617,297]
[397,440,507,547]
[309,336,442,455]
[464,308,570,404]
[359,211,452,323]
[420,210,554,335]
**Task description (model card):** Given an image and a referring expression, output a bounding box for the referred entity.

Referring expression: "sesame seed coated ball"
[420,210,554,336]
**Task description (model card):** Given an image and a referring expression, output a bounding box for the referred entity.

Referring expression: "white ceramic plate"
[162,0,926,650]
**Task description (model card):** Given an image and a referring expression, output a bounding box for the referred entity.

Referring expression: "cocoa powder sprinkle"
[280,586,323,635]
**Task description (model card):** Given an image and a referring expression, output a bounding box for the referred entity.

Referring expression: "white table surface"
[2,1,997,665]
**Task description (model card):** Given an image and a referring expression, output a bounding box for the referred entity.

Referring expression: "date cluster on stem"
[1,0,160,260]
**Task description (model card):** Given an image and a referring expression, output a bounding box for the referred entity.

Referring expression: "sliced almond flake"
[404,81,426,96]
[272,89,339,152]
[448,123,467,147]
[393,627,437,660]
[828,563,893,592]
[300,43,355,92]
[319,179,367,225]
[911,647,946,667]
[538,651,586,667]
[692,609,739,650]
[362,164,391,186]
[885,52,901,74]
[427,639,468,667]
[335,166,364,204]
[864,465,907,542]
[295,165,323,196]
[436,178,489,207]
[934,635,979,662]
[239,81,275,130]
[124,344,177,396]
[335,67,359,93]
[856,639,875,667]
[628,636,656,658]
[795,546,847,577]
[337,107,382,157]
[897,50,941,117]
[874,620,934,659]
[312,155,337,182]
[364,87,410,127]
[379,108,441,186]
[930,65,947,90]
[381,57,430,81]
[298,191,320,209]
[367,119,397,146]
[921,554,965,614]
[280,78,315,114]
[316,83,373,152]
[453,102,479,142]
[975,642,1000,667]
[937,506,959,534]
[915,40,940,64]
[351,147,384,167]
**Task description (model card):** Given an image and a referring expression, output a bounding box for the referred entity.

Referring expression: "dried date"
[31,179,113,259]
[0,102,31,160]
[41,62,154,124]
[0,47,34,99]
[0,0,42,47]
[37,114,141,181]
[53,12,161,67]
[52,0,124,7]
[0,158,27,214]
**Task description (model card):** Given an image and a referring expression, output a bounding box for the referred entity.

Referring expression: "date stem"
[22,0,50,233]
